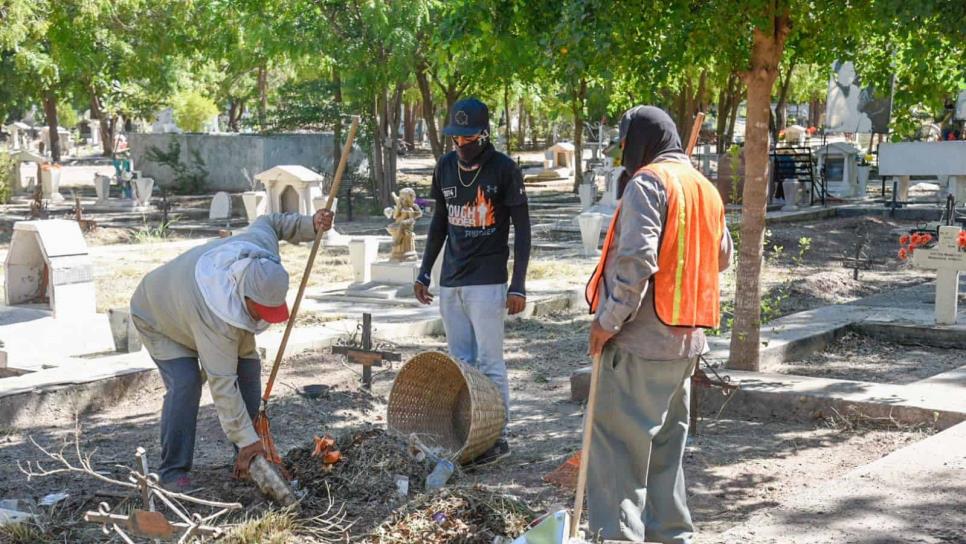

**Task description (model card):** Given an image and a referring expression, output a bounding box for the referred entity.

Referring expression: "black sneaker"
[468,439,510,467]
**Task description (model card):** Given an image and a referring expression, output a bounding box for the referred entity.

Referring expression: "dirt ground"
[777,330,964,384]
[0,308,932,543]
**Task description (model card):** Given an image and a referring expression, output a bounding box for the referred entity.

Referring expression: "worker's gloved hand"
[233,441,268,480]
[314,209,334,233]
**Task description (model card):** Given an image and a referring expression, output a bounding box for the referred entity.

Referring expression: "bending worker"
[585,106,732,543]
[131,209,333,492]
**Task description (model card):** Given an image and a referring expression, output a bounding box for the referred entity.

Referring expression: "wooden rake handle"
[570,353,602,539]
[262,115,360,403]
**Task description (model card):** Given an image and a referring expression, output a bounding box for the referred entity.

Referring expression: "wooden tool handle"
[324,116,360,211]
[686,111,705,157]
[570,353,602,538]
[262,116,360,402]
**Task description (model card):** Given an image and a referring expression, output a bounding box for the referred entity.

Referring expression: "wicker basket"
[387,351,505,464]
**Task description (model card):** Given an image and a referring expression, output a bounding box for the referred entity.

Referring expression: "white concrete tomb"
[4,220,96,319]
[255,165,326,215]
[543,142,576,176]
[816,142,861,197]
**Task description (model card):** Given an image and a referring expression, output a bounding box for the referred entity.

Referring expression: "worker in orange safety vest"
[584,105,733,543]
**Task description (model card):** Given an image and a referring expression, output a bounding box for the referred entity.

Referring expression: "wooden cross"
[331,313,401,389]
[911,225,966,325]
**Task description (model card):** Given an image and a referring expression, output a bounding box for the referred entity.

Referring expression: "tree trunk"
[257,64,268,126]
[516,99,526,150]
[572,78,587,192]
[726,88,743,148]
[386,85,403,205]
[89,92,116,156]
[728,15,791,371]
[332,68,343,172]
[773,58,797,141]
[42,91,61,162]
[528,111,537,147]
[503,82,512,154]
[371,93,384,198]
[415,66,443,158]
[403,101,416,150]
[443,90,459,153]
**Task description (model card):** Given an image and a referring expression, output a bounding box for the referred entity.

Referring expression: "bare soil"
[0,309,932,542]
[777,331,964,384]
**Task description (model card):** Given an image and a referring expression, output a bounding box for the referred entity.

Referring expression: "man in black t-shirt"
[414,98,531,466]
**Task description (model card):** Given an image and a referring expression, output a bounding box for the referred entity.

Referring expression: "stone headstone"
[94,174,111,204]
[108,308,142,353]
[782,180,799,211]
[911,225,966,325]
[39,163,64,202]
[578,213,603,256]
[348,237,380,284]
[132,177,154,207]
[578,183,595,211]
[209,191,231,220]
[242,190,267,223]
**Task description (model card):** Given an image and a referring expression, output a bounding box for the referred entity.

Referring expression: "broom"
[253,115,360,465]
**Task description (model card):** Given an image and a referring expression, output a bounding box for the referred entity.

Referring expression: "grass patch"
[223,509,298,544]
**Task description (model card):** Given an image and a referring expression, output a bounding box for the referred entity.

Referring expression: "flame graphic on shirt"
[448,186,497,228]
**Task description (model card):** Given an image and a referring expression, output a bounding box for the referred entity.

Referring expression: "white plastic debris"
[39,492,69,506]
[394,475,409,497]
[0,507,34,526]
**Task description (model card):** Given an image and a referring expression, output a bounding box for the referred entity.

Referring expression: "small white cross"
[912,225,966,325]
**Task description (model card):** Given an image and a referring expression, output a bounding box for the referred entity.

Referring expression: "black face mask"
[455,136,486,166]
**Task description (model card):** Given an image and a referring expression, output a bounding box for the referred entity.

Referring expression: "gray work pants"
[153,356,261,483]
[586,344,696,543]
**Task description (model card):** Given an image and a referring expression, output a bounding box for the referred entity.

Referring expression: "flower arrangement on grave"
[897,231,936,260]
[959,230,966,251]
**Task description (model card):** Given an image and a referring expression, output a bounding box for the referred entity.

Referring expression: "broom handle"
[686,112,705,157]
[262,115,360,403]
[570,353,602,539]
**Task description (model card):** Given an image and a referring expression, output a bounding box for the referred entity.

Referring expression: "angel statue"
[383,188,423,261]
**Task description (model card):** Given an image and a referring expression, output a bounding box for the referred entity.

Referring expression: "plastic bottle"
[424,459,455,491]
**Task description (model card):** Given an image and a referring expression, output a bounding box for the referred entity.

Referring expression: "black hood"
[619,105,684,175]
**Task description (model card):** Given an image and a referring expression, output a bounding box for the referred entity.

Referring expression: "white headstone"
[578,183,595,211]
[782,180,799,211]
[578,213,603,257]
[40,164,64,202]
[209,191,231,220]
[94,174,111,204]
[911,225,966,325]
[349,237,380,284]
[132,177,154,207]
[242,190,267,223]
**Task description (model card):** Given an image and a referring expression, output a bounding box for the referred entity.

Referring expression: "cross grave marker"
[911,225,966,325]
[331,313,401,389]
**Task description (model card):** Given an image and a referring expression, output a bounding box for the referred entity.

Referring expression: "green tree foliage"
[171,91,218,133]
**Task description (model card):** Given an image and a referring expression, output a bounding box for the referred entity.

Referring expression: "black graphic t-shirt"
[418,145,528,292]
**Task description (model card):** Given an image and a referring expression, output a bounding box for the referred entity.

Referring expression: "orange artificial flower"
[899,234,911,245]
[898,248,908,260]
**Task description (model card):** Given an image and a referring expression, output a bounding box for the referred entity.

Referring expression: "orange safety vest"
[585,161,725,329]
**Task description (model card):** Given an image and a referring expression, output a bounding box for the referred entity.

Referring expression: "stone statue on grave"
[383,188,423,262]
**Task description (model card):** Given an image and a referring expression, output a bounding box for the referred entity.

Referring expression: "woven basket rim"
[387,350,504,463]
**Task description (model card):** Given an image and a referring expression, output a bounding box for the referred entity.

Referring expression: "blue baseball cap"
[443,98,489,137]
